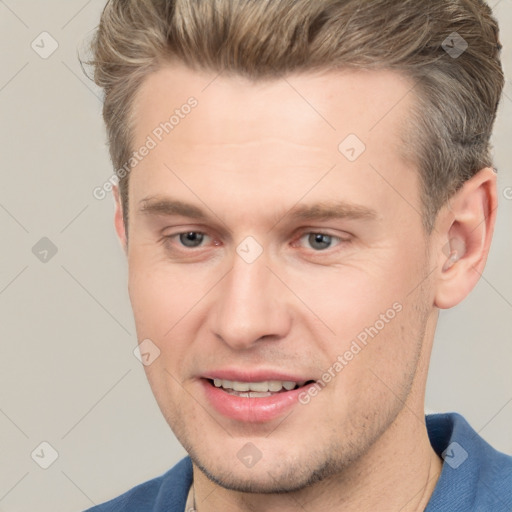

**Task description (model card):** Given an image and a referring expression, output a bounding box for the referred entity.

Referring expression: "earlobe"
[433,167,497,309]
[113,185,128,255]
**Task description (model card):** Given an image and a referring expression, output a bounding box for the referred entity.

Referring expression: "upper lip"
[201,369,315,382]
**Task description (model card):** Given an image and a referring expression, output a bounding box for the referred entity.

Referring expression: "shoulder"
[83,457,193,512]
[426,412,512,511]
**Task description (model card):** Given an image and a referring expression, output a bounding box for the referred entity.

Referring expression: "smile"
[211,378,309,396]
[201,377,317,422]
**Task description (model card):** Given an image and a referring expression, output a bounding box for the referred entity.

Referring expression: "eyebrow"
[138,195,378,226]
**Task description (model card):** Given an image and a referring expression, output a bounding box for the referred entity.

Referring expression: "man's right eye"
[164,231,211,249]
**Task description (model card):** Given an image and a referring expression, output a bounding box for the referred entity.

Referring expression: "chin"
[187,443,351,494]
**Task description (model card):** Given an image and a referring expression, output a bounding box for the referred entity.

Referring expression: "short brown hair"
[85,0,504,234]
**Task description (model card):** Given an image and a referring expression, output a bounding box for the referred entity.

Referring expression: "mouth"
[200,376,317,422]
[207,378,315,397]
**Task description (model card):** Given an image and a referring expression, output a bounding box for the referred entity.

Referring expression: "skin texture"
[113,60,497,511]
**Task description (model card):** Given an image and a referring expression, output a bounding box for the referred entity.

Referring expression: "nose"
[210,249,291,350]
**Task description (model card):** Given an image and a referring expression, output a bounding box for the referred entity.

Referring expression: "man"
[84,0,511,510]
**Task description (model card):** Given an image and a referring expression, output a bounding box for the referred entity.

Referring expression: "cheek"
[127,255,210,381]
[128,272,169,336]
[295,256,425,392]
[127,249,192,336]
[288,263,406,343]
[336,281,429,394]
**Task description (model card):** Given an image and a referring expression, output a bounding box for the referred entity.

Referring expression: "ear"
[113,185,128,255]
[433,167,497,309]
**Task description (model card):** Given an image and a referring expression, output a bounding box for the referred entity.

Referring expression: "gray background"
[0,1,511,511]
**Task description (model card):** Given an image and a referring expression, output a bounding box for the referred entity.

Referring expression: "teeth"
[227,391,272,398]
[248,381,269,392]
[212,379,304,393]
[234,382,250,392]
[283,381,297,390]
[268,380,282,392]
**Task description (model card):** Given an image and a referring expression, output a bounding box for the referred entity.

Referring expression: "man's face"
[120,61,437,492]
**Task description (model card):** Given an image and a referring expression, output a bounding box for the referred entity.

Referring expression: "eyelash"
[162,230,351,255]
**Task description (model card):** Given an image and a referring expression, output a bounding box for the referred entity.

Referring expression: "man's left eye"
[297,232,344,251]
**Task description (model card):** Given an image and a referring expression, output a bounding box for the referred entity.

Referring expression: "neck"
[191,406,443,512]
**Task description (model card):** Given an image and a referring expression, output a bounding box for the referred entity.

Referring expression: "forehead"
[127,61,419,227]
[130,60,415,155]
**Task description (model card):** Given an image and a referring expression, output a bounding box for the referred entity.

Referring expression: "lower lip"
[200,379,313,423]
